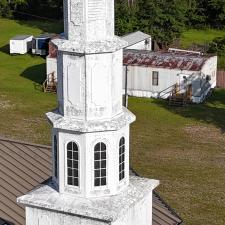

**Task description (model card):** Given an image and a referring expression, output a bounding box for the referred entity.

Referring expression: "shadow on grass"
[151,89,225,132]
[21,63,46,91]
[0,44,10,55]
[16,19,63,34]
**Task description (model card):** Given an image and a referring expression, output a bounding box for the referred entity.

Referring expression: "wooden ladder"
[43,72,57,93]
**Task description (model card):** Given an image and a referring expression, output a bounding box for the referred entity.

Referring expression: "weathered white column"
[63,0,114,42]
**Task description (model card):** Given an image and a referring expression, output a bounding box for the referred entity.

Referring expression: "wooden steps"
[43,72,57,93]
[169,93,191,107]
[169,83,192,107]
[44,84,57,93]
[169,97,188,107]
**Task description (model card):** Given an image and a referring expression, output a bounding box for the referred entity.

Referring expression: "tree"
[0,0,10,17]
[185,0,206,27]
[208,36,225,69]
[186,0,225,28]
[137,0,187,48]
[0,0,28,17]
[115,0,139,36]
[205,0,225,28]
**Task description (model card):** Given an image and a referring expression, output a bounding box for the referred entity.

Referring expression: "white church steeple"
[46,0,135,198]
[18,0,159,224]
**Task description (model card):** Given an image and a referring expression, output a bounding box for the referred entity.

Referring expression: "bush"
[208,36,225,54]
[208,36,225,69]
[0,1,12,18]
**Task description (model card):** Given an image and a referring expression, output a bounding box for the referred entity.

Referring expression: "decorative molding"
[52,37,128,54]
[46,107,136,133]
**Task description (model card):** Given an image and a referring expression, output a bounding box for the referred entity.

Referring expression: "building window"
[152,71,159,86]
[54,135,58,178]
[145,39,150,45]
[67,142,79,187]
[94,142,107,187]
[119,137,125,181]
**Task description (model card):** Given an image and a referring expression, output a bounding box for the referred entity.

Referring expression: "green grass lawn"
[0,19,225,225]
[129,93,225,225]
[180,29,225,48]
[0,18,62,144]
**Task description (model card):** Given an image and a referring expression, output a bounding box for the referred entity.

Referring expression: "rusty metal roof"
[123,49,211,71]
[0,137,182,225]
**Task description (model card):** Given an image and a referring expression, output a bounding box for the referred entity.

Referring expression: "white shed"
[122,31,152,51]
[123,49,217,103]
[10,35,33,54]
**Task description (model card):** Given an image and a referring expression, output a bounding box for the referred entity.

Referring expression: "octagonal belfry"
[18,0,159,224]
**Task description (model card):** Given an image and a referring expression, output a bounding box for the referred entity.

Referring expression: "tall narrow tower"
[18,0,159,224]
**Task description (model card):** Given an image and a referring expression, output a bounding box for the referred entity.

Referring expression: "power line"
[13,10,60,22]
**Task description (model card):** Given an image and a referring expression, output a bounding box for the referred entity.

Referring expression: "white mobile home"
[10,35,33,54]
[122,31,152,51]
[123,49,217,103]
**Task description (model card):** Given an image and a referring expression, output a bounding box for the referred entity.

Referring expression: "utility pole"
[128,0,135,6]
[124,66,129,108]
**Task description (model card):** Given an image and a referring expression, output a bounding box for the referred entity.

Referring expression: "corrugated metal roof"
[0,137,182,225]
[123,49,210,71]
[122,31,151,47]
[0,137,51,225]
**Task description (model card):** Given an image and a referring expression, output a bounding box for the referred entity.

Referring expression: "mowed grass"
[0,19,225,225]
[129,93,225,225]
[180,29,225,48]
[0,18,62,144]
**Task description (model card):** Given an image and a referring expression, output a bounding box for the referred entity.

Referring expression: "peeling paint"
[18,176,159,223]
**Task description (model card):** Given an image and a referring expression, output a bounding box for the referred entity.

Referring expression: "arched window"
[67,142,79,186]
[119,137,125,181]
[54,135,58,178]
[94,142,107,187]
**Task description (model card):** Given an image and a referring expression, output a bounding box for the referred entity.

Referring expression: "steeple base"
[18,176,159,225]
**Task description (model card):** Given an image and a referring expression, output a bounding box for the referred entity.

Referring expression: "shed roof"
[122,31,151,47]
[10,35,32,41]
[123,49,211,71]
[0,137,182,225]
[36,33,54,39]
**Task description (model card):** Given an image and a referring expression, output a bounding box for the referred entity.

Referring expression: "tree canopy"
[115,0,187,48]
[115,0,225,48]
[1,0,225,49]
[0,0,28,16]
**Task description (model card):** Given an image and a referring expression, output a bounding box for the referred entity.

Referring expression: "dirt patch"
[0,95,14,111]
[184,124,225,144]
